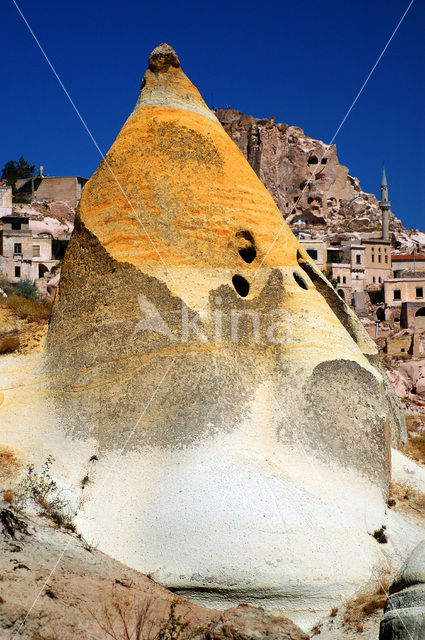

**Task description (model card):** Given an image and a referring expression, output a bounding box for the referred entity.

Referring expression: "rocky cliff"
[216,109,402,236]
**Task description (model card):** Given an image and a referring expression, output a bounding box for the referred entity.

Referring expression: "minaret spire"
[381,165,388,188]
[379,164,390,242]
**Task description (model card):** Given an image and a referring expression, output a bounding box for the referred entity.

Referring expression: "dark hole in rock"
[236,231,257,263]
[293,271,308,290]
[308,155,318,165]
[239,247,256,263]
[232,275,250,297]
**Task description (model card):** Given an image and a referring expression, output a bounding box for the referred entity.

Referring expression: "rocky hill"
[216,109,414,241]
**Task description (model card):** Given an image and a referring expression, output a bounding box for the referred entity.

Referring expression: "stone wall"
[15,177,88,208]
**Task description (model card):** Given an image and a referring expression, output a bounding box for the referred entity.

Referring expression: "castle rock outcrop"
[216,109,402,234]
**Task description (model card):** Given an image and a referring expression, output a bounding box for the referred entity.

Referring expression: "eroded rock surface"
[0,43,404,629]
[0,502,310,640]
[380,540,425,639]
[216,109,402,235]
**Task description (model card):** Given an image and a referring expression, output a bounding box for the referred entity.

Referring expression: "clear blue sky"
[1,0,424,230]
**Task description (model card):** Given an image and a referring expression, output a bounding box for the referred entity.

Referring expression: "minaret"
[379,165,390,242]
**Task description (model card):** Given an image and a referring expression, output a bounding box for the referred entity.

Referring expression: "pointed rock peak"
[148,43,180,72]
[134,42,217,122]
[381,164,388,187]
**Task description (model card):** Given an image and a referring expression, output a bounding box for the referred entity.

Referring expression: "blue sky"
[1,0,423,229]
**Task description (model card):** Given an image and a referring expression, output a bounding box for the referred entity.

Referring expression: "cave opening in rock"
[293,272,308,290]
[308,155,318,165]
[232,275,250,297]
[236,231,257,264]
[376,307,385,321]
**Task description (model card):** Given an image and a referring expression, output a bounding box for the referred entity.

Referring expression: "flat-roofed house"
[362,238,392,288]
[15,176,88,208]
[0,215,58,287]
[392,253,425,277]
[384,276,425,328]
[298,239,327,270]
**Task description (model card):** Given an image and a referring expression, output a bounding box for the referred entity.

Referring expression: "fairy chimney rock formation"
[1,43,404,631]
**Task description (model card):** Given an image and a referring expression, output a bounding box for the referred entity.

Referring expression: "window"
[11,221,21,230]
[385,255,388,263]
[343,276,346,283]
[14,243,22,254]
[306,249,318,260]
[394,289,401,301]
[33,245,40,257]
[416,287,424,298]
[373,276,376,283]
[378,255,382,263]
[337,276,341,283]
[14,266,20,277]
[356,254,361,264]
[372,254,375,263]
[379,277,382,283]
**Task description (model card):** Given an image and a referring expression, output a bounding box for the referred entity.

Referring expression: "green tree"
[15,278,38,300]
[1,157,36,190]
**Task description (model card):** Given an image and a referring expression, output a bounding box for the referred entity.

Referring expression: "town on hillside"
[295,167,425,358]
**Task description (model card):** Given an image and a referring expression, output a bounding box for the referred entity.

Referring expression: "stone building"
[392,253,425,276]
[362,238,391,287]
[0,181,12,216]
[384,276,425,328]
[297,238,327,269]
[330,241,366,301]
[15,175,88,208]
[0,214,57,286]
[299,168,395,310]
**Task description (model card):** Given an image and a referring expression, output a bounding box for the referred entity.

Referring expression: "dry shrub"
[403,435,425,466]
[0,447,19,477]
[0,334,20,354]
[15,455,75,533]
[91,596,203,640]
[405,414,423,432]
[6,295,52,321]
[342,573,390,632]
[3,490,15,503]
[389,481,425,513]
